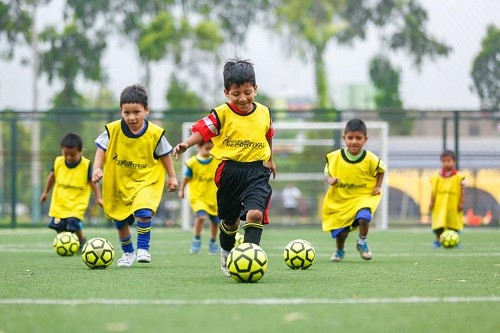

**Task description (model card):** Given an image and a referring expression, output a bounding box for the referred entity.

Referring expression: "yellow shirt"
[49,156,92,220]
[210,103,272,162]
[184,154,219,216]
[102,120,166,221]
[322,149,386,232]
[430,171,465,231]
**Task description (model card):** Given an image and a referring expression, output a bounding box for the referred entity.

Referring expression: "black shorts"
[215,160,272,225]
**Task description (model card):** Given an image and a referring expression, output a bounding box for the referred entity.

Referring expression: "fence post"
[454,111,460,169]
[10,117,17,228]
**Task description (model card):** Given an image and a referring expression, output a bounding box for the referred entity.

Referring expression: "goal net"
[180,121,389,231]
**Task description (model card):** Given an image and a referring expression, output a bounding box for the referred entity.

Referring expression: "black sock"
[243,222,263,245]
[219,223,238,251]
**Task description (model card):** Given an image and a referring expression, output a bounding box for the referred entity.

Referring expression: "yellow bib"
[185,155,219,216]
[430,171,465,230]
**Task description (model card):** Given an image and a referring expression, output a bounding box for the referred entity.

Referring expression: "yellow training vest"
[49,155,92,220]
[430,171,465,231]
[322,149,386,232]
[185,155,219,216]
[102,120,166,221]
[210,103,272,162]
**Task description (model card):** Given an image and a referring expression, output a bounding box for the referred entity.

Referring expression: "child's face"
[198,142,213,157]
[121,103,149,133]
[224,82,257,113]
[441,156,456,171]
[61,146,81,164]
[343,130,367,155]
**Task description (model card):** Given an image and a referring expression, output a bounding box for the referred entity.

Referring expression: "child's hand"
[92,168,103,183]
[372,186,381,195]
[172,143,188,161]
[457,203,463,211]
[264,159,276,179]
[40,193,48,203]
[167,176,178,192]
[178,189,184,199]
[95,198,104,207]
[326,176,339,186]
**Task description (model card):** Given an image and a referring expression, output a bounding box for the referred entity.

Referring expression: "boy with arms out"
[173,59,276,277]
[178,141,221,254]
[92,84,178,267]
[322,118,385,261]
[429,150,465,248]
[40,133,103,251]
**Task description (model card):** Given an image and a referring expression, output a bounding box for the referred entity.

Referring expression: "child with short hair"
[429,150,465,247]
[173,59,276,277]
[178,141,220,254]
[322,118,386,262]
[92,84,178,267]
[40,133,103,251]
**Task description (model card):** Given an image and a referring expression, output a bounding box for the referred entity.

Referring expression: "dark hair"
[440,150,456,160]
[120,84,148,108]
[60,133,82,151]
[223,59,256,90]
[344,118,367,135]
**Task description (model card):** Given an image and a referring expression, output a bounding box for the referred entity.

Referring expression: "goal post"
[179,121,389,231]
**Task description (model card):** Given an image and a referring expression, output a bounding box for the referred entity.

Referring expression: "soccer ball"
[283,239,315,269]
[234,232,244,247]
[440,230,460,248]
[81,238,115,269]
[53,232,80,256]
[227,243,268,283]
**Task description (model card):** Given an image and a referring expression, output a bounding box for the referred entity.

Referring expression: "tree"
[471,25,499,110]
[270,0,450,108]
[369,54,412,135]
[0,0,32,59]
[165,73,205,109]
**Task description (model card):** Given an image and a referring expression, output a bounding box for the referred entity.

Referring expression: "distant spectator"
[281,184,302,218]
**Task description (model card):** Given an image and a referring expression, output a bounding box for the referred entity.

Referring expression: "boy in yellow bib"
[322,119,385,261]
[178,141,220,254]
[92,84,178,267]
[41,133,103,252]
[429,150,465,248]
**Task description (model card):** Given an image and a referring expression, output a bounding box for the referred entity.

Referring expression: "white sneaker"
[117,252,136,267]
[136,249,151,263]
[220,249,230,277]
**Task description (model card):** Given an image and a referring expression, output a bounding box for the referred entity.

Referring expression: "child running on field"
[92,84,178,267]
[173,59,276,277]
[322,118,386,262]
[178,141,221,255]
[40,133,103,252]
[429,150,465,248]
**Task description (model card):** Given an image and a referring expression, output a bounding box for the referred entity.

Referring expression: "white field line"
[0,296,498,306]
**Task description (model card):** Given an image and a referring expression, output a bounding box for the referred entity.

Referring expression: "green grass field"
[0,227,498,333]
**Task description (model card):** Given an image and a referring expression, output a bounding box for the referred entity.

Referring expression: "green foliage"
[165,74,205,109]
[0,0,32,59]
[471,25,500,110]
[369,55,413,135]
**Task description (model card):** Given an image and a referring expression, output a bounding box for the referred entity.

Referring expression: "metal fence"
[0,108,498,228]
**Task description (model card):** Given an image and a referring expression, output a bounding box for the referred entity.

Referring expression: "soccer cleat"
[208,241,219,255]
[78,237,87,254]
[356,242,372,260]
[189,238,202,254]
[330,249,345,262]
[117,252,136,267]
[220,249,230,277]
[136,249,151,263]
[432,240,441,248]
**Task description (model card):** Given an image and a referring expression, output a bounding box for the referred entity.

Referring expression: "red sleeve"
[191,112,219,141]
[265,120,274,139]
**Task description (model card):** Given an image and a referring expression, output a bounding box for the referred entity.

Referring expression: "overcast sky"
[0,0,498,111]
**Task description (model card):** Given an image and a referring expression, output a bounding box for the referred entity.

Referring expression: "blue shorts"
[48,217,82,232]
[330,208,372,238]
[195,210,220,224]
[114,209,153,228]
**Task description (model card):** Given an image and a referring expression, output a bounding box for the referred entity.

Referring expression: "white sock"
[358,236,367,245]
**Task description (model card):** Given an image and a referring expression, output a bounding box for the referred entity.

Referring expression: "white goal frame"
[180,121,389,231]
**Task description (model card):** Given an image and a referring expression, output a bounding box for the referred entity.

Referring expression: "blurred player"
[178,141,221,254]
[40,133,103,252]
[429,150,465,248]
[322,118,386,262]
[92,84,178,267]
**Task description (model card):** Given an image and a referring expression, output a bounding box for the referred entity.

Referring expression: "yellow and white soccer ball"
[227,243,268,283]
[283,239,315,269]
[439,230,460,248]
[53,231,80,256]
[81,238,115,269]
[234,232,244,247]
